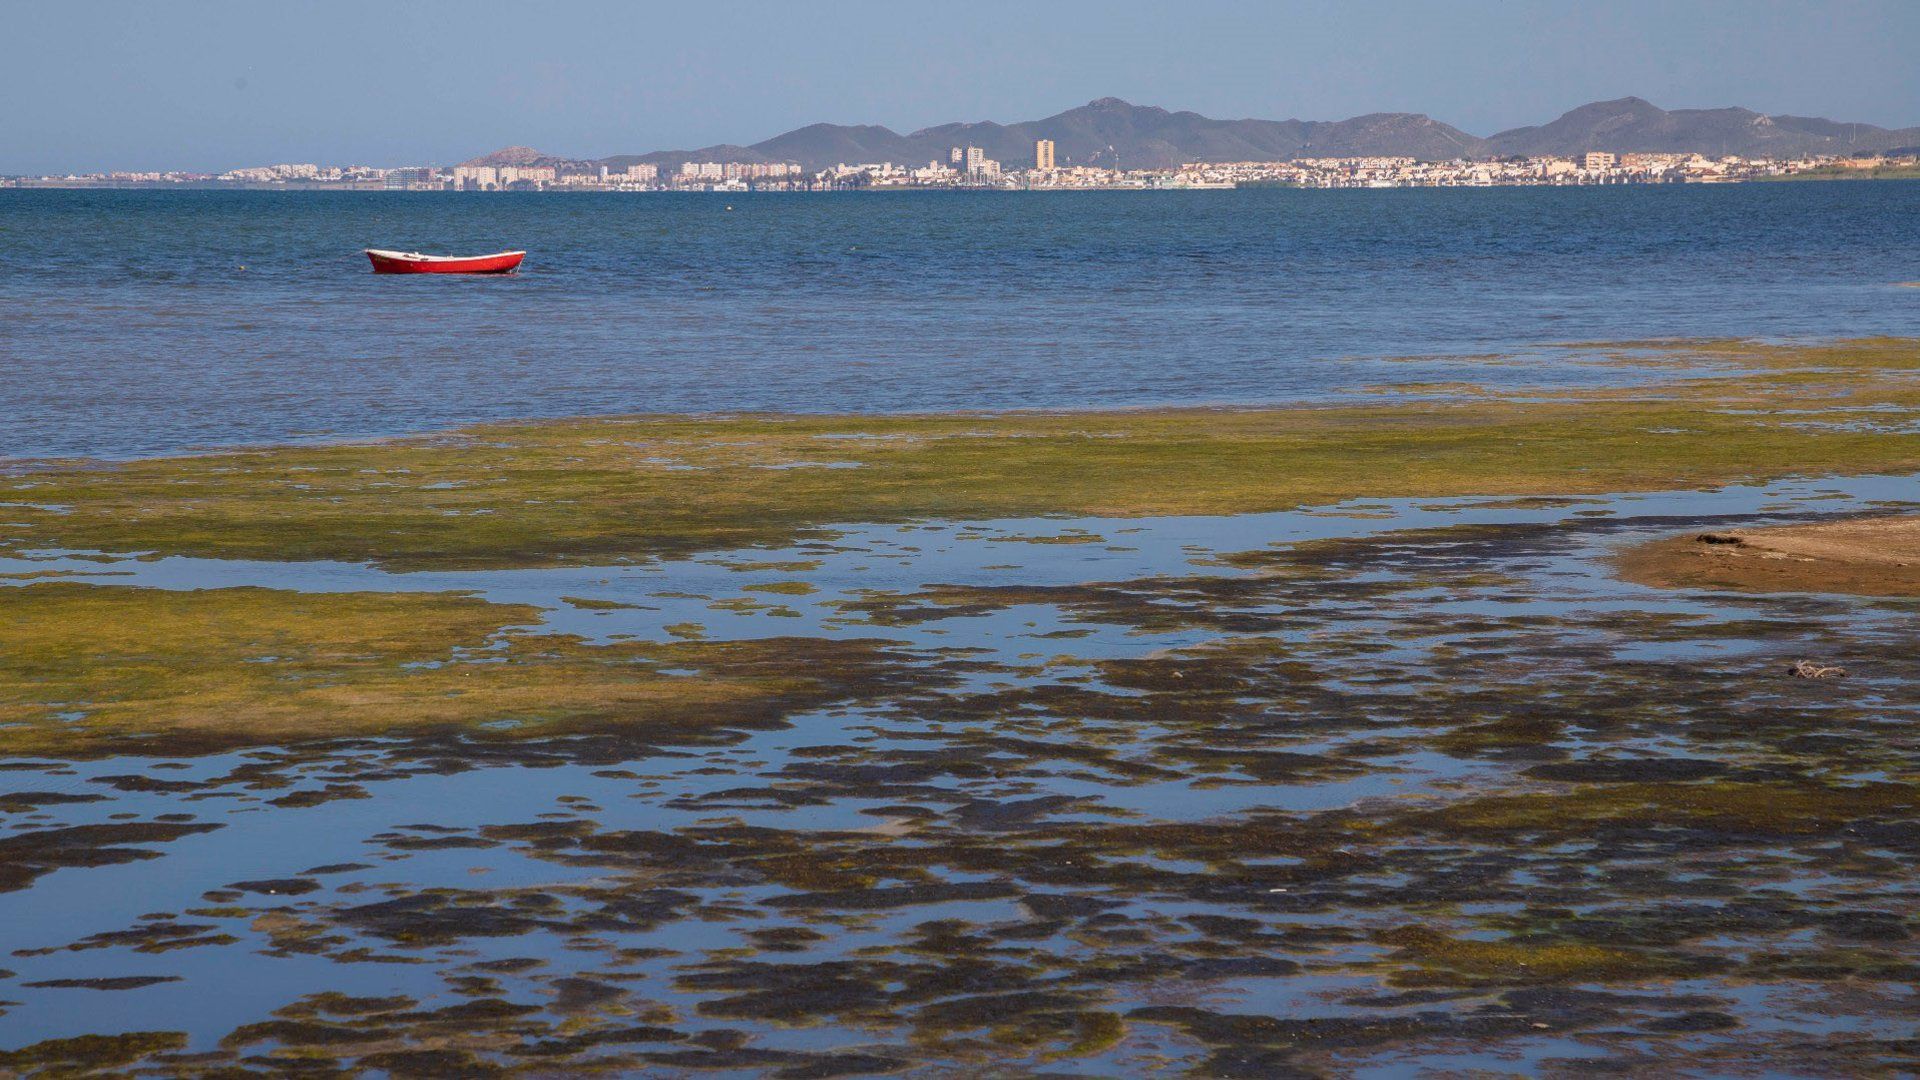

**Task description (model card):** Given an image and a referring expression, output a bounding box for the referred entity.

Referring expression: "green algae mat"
[1,339,1918,1075]
[7,339,1919,571]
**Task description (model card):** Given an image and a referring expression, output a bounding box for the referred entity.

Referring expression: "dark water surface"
[3,183,1917,460]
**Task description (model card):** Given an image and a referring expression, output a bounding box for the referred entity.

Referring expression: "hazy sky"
[6,0,1917,173]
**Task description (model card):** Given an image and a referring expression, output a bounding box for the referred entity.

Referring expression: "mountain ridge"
[468,97,1920,173]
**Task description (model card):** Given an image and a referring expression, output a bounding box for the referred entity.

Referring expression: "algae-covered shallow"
[1,340,1918,1075]
[0,582,922,757]
[6,338,1920,570]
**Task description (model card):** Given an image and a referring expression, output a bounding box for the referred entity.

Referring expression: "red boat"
[364,248,525,274]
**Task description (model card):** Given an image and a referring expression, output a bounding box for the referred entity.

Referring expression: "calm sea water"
[3,183,1917,460]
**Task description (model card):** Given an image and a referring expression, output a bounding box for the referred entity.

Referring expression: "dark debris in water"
[5,510,1920,1073]
[0,821,221,894]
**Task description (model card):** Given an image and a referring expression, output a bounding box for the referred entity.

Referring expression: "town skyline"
[14,146,1912,196]
[9,94,1919,184]
[6,2,1918,175]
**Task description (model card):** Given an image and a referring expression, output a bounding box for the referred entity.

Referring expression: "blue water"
[3,183,1917,460]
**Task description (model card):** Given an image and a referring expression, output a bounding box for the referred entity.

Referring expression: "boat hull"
[365,249,525,274]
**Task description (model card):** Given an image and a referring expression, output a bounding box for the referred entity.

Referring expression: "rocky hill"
[462,97,1920,172]
[456,145,571,168]
[1484,97,1920,158]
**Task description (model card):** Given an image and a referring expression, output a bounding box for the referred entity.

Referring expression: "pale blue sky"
[5,0,1917,173]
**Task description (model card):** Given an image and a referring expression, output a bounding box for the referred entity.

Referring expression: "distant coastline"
[8,162,1920,194]
[12,95,1919,193]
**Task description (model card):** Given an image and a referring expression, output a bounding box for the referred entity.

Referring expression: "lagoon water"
[4,183,1920,1072]
[3,181,1918,460]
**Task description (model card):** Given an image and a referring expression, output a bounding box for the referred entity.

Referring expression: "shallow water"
[3,474,1918,1073]
[4,182,1919,460]
[7,180,1920,1074]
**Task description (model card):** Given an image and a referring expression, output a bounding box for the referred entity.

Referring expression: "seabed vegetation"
[8,337,1920,571]
[0,339,1917,1075]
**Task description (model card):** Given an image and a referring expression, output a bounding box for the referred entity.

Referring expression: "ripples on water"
[2,183,1917,460]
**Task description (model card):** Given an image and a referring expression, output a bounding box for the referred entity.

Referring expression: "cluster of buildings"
[1150,150,1874,188]
[649,144,1917,191]
[677,161,801,182]
[7,143,1912,192]
[450,163,663,190]
[826,143,1913,189]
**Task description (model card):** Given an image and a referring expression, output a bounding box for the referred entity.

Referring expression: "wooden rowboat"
[364,249,525,274]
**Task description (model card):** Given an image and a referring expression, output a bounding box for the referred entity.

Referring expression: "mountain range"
[462,97,1920,173]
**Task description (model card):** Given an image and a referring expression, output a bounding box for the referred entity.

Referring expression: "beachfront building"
[452,165,498,190]
[1035,139,1056,170]
[217,163,323,182]
[496,166,555,188]
[679,162,800,182]
[947,145,1001,181]
[670,161,804,188]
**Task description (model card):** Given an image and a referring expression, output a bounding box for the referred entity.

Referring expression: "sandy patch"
[1617,514,1920,597]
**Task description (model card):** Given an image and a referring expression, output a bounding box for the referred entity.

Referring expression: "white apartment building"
[452,165,498,189]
